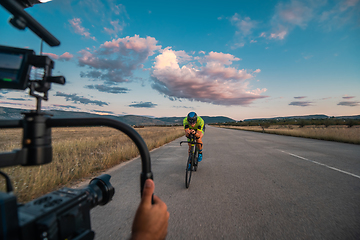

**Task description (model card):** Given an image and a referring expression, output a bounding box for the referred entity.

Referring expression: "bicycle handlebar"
[180,141,202,146]
[179,133,202,146]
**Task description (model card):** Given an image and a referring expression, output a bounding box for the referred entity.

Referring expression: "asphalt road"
[89,126,360,240]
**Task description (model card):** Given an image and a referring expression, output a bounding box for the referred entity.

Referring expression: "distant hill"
[244,114,360,121]
[156,116,236,125]
[0,107,235,126]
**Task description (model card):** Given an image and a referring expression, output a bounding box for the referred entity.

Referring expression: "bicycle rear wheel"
[185,154,192,188]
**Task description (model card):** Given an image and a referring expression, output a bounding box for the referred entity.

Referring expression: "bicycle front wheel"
[185,154,192,188]
[193,149,198,172]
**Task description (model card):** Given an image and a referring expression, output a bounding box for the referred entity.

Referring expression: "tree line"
[210,117,360,128]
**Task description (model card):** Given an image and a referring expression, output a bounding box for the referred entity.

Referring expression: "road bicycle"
[180,133,202,188]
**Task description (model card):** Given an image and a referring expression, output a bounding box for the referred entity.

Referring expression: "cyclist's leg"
[187,142,191,154]
[195,131,203,150]
[195,131,204,161]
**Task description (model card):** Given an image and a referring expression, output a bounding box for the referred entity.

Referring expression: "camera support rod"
[48,117,154,195]
[0,0,60,46]
[0,117,153,196]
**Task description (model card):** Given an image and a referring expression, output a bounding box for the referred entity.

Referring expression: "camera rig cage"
[0,0,154,239]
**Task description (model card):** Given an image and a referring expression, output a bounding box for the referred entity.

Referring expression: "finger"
[152,194,163,205]
[141,179,155,206]
[152,195,168,212]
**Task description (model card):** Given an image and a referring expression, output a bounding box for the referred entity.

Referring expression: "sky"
[0,0,359,121]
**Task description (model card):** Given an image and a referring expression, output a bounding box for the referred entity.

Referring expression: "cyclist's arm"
[183,117,189,130]
[183,118,193,135]
[197,117,205,133]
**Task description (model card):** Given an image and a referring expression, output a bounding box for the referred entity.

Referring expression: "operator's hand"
[131,179,169,240]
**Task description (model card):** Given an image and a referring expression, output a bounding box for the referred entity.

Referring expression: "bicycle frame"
[180,132,202,188]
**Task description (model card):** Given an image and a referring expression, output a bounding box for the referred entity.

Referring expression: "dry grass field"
[0,126,184,203]
[219,125,360,144]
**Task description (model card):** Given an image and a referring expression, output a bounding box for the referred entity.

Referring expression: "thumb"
[141,179,154,205]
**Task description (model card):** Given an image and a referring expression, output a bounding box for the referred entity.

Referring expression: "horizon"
[0,0,359,120]
[1,106,359,122]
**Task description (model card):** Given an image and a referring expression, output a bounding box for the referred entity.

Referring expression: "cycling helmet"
[187,112,197,124]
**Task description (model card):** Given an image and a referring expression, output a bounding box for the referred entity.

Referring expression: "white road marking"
[280,150,360,180]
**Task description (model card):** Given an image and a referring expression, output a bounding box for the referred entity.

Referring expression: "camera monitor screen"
[0,46,34,90]
[0,52,24,81]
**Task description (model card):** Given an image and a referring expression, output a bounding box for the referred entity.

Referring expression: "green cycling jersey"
[183,116,205,134]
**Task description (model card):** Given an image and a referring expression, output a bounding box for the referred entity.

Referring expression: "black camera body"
[1,174,115,240]
[0,0,154,239]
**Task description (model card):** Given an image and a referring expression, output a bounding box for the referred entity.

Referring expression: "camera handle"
[0,116,153,197]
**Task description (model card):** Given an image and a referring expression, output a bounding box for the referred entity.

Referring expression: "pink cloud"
[205,51,241,65]
[268,0,359,39]
[104,20,125,37]
[69,18,96,41]
[100,35,161,55]
[230,14,258,36]
[269,0,314,40]
[269,31,287,40]
[44,52,59,60]
[151,49,267,106]
[78,35,161,84]
[231,43,245,49]
[320,0,359,26]
[59,52,74,61]
[343,96,355,99]
[229,13,259,48]
[43,52,74,61]
[279,5,312,27]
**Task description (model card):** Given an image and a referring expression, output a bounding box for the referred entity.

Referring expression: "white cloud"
[154,48,179,70]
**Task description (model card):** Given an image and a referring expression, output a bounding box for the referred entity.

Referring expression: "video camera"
[0,0,154,239]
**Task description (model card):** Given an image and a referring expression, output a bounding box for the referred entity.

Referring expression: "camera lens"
[86,174,115,207]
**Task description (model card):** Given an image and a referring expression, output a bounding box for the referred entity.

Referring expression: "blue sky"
[0,0,359,120]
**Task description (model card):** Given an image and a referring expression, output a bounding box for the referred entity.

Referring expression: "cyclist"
[183,112,205,162]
